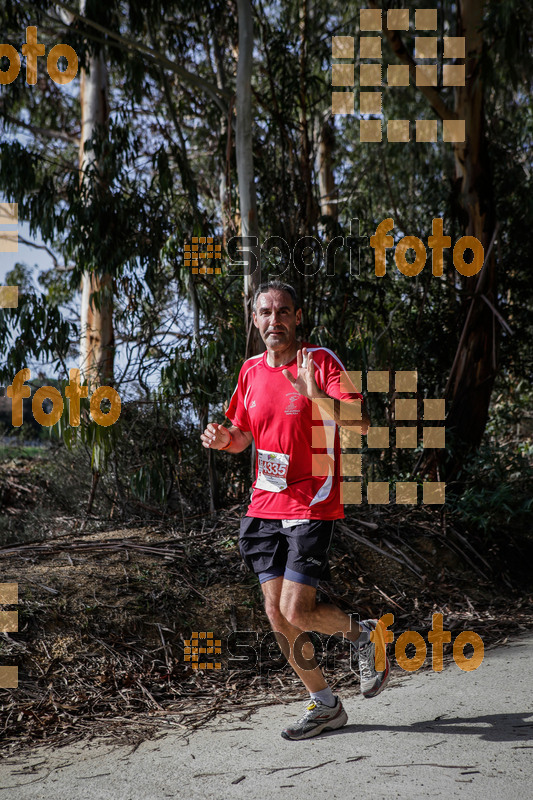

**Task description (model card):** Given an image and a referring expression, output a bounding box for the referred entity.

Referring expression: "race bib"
[256,449,290,492]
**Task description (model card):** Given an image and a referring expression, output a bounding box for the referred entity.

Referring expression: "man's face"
[253,290,302,349]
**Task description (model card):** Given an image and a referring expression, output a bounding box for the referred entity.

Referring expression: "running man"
[201,281,390,740]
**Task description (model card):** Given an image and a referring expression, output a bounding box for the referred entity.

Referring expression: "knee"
[264,599,287,629]
[265,601,306,631]
[278,600,306,629]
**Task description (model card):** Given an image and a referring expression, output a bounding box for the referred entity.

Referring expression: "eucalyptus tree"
[370,0,533,470]
[77,0,114,386]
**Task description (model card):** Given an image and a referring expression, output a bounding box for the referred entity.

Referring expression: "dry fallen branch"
[0,539,186,560]
[337,521,423,577]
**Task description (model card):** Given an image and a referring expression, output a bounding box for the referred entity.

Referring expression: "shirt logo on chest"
[285,392,302,415]
[249,400,256,408]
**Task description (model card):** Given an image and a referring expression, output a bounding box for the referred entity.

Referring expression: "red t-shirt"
[225,344,363,520]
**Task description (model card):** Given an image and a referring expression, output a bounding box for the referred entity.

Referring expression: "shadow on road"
[326,712,533,743]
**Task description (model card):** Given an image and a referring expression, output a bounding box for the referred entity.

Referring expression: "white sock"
[310,686,336,708]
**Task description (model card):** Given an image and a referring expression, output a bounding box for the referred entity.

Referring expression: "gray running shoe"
[357,619,391,698]
[281,696,348,740]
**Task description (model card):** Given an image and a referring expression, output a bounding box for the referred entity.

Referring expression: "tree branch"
[1,110,80,145]
[50,1,231,113]
[17,235,75,271]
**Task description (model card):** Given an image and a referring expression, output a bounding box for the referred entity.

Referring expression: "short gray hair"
[253,281,300,312]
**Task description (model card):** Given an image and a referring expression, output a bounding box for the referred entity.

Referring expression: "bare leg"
[279,578,364,644]
[261,576,364,693]
[261,577,328,693]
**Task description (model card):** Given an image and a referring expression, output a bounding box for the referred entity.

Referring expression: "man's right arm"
[200,422,253,453]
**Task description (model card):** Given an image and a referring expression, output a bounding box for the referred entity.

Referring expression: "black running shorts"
[238,516,336,586]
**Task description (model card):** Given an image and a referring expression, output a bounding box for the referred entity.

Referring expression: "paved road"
[1,635,532,800]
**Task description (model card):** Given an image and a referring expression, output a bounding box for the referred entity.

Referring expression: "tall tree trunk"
[379,0,498,470]
[189,273,217,514]
[236,0,263,358]
[298,0,319,234]
[150,14,220,512]
[79,1,114,386]
[209,23,235,244]
[317,116,338,224]
[444,0,498,458]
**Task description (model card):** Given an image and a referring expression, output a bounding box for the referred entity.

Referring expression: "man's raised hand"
[282,347,323,400]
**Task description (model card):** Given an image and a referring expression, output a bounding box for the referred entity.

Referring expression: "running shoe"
[281,696,348,740]
[357,619,391,698]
